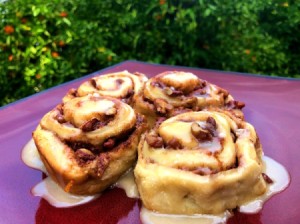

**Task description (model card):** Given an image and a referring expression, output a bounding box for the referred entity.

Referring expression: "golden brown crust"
[134,111,267,214]
[33,95,147,195]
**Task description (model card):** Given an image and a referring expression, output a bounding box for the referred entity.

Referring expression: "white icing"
[140,207,231,224]
[22,139,99,207]
[21,138,48,174]
[163,72,198,83]
[76,98,115,115]
[22,138,290,223]
[236,129,250,138]
[32,176,99,208]
[198,137,221,153]
[115,170,139,198]
[239,156,290,213]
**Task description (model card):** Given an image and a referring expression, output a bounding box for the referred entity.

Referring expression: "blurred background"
[1,0,299,106]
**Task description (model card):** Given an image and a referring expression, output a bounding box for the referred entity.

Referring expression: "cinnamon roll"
[133,71,244,127]
[134,111,267,214]
[63,70,148,105]
[33,94,147,195]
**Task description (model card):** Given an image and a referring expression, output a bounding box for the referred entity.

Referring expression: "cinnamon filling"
[147,117,221,151]
[179,166,218,176]
[121,89,134,104]
[65,114,144,165]
[151,80,194,97]
[178,154,240,176]
[191,80,208,96]
[81,116,114,132]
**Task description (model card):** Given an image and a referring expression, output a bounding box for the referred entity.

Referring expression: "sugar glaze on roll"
[133,71,244,127]
[33,94,147,195]
[134,111,268,214]
[63,70,148,105]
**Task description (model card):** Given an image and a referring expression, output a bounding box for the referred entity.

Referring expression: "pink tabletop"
[0,61,299,224]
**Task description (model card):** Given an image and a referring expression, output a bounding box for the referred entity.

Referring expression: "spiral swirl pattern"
[33,94,147,195]
[134,111,267,214]
[133,71,244,127]
[63,70,147,105]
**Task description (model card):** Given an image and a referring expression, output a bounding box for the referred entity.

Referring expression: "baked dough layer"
[33,94,147,195]
[134,111,267,214]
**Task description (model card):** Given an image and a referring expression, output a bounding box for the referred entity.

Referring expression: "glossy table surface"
[1,60,300,224]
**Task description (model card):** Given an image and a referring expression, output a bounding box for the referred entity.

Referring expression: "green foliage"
[1,0,299,106]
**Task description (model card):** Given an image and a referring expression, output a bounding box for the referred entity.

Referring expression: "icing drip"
[22,139,290,222]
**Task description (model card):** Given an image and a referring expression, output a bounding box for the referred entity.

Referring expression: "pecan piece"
[195,89,206,95]
[68,88,78,97]
[75,148,96,163]
[55,114,66,123]
[146,134,164,148]
[217,87,229,98]
[226,100,245,110]
[55,103,64,113]
[90,79,97,88]
[193,80,207,90]
[191,122,213,142]
[167,137,183,149]
[154,98,173,114]
[103,138,115,150]
[164,87,184,97]
[262,173,273,184]
[96,154,110,176]
[126,89,134,97]
[207,116,217,129]
[81,118,105,132]
[205,116,217,136]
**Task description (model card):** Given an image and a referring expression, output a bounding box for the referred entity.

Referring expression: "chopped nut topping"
[90,79,97,88]
[262,173,274,184]
[154,98,173,114]
[96,154,110,176]
[55,103,64,113]
[68,88,78,97]
[81,118,105,132]
[164,87,184,97]
[191,122,213,142]
[55,114,66,123]
[75,148,96,163]
[217,87,229,97]
[226,100,245,110]
[193,80,207,91]
[103,138,115,149]
[167,137,183,149]
[206,116,217,135]
[146,134,164,148]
